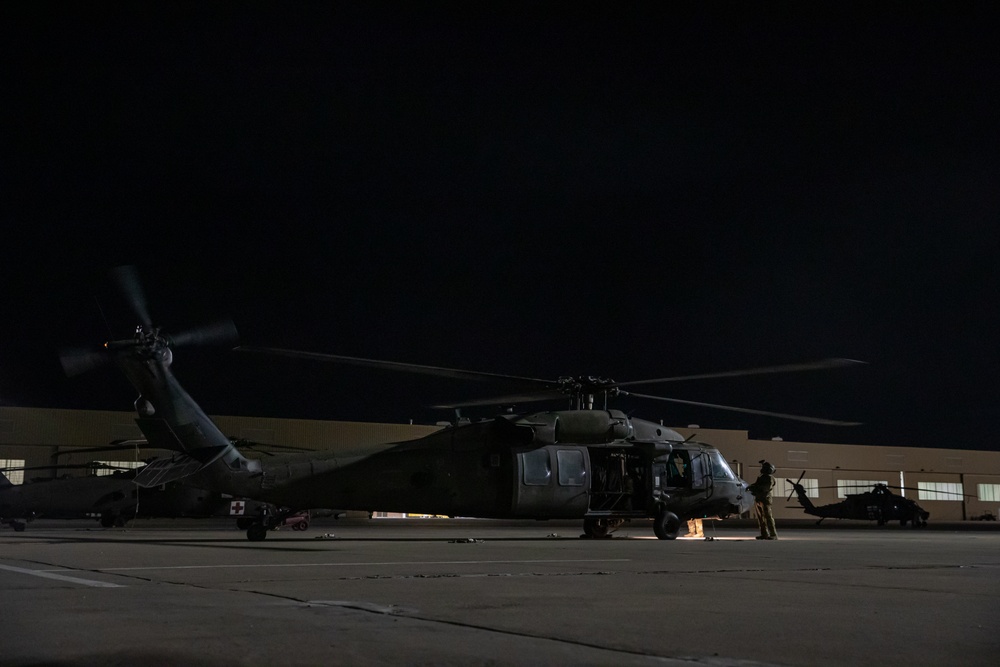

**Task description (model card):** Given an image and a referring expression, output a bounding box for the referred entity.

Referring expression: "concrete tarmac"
[2,518,998,666]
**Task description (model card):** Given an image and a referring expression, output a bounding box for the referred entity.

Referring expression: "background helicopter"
[0,465,268,531]
[0,443,321,532]
[784,472,967,527]
[58,267,864,541]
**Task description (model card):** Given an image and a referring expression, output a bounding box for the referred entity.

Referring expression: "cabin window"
[557,450,585,486]
[522,448,551,486]
[837,480,887,498]
[0,458,25,485]
[978,484,1000,502]
[917,481,964,501]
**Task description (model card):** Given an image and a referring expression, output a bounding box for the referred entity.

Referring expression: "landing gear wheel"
[653,510,681,540]
[247,524,268,541]
[292,520,309,531]
[12,521,26,532]
[100,514,116,528]
[583,518,612,539]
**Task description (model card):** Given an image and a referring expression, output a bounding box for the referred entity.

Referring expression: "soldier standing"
[748,460,778,540]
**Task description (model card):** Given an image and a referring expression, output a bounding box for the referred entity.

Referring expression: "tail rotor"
[786,470,806,501]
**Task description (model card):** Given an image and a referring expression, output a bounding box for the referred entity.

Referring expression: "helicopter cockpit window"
[522,448,551,486]
[708,450,737,481]
[556,449,585,486]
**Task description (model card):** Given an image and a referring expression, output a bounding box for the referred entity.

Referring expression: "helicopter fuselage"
[212,412,752,527]
[789,482,930,527]
[106,333,751,540]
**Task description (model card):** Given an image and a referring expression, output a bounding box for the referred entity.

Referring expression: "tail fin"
[0,470,12,489]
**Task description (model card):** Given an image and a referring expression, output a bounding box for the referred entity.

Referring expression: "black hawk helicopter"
[785,472,931,527]
[0,464,280,532]
[58,267,863,541]
[0,440,324,533]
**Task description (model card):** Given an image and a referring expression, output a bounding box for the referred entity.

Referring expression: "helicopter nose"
[738,485,754,513]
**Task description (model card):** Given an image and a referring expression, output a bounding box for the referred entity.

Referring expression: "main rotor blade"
[625,391,862,426]
[53,442,149,459]
[59,347,111,377]
[618,358,867,387]
[111,265,152,328]
[230,439,314,454]
[169,319,239,348]
[892,485,974,498]
[236,346,559,386]
[431,389,569,410]
[1,463,139,473]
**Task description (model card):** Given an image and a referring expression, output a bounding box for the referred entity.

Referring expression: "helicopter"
[785,472,931,527]
[57,267,863,541]
[0,466,269,531]
[0,457,307,533]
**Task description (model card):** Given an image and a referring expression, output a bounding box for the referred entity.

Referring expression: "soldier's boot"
[765,516,778,540]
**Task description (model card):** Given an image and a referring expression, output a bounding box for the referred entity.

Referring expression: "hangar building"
[2,406,998,523]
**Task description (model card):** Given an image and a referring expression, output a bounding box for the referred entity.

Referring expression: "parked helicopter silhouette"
[0,447,322,532]
[58,267,863,541]
[785,472,931,527]
[0,465,277,531]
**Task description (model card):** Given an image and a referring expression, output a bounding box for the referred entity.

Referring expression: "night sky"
[2,4,998,450]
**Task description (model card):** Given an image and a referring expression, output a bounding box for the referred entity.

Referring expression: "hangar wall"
[674,427,1000,521]
[0,406,439,475]
[3,407,999,523]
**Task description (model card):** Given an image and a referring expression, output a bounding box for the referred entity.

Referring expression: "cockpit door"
[690,451,711,490]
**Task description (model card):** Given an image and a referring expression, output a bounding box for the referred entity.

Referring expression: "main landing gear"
[653,510,681,539]
[237,510,310,541]
[581,511,681,540]
[4,520,27,532]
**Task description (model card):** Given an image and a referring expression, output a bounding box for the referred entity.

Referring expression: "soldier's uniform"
[748,461,778,540]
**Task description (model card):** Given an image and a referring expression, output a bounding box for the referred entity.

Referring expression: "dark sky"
[1,4,998,449]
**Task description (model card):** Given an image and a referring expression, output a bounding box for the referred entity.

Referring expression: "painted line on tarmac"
[0,563,125,588]
[94,558,632,572]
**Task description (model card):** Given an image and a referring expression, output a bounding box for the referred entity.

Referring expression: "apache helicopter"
[785,473,931,527]
[58,267,863,541]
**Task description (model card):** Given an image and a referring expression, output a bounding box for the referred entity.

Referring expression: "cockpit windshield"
[709,450,738,481]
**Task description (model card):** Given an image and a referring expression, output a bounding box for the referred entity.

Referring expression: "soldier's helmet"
[760,460,776,474]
